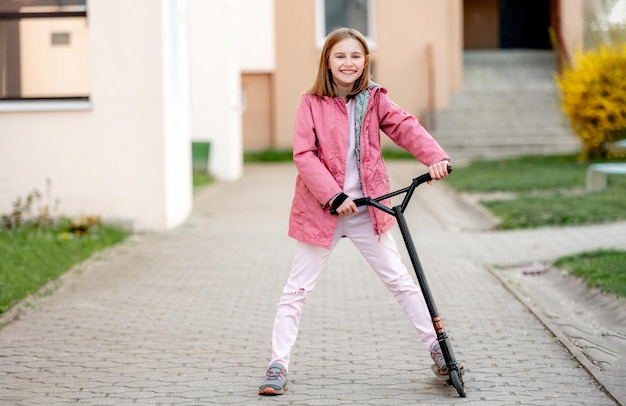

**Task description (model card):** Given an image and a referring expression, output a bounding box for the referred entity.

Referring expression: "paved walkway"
[1,161,625,405]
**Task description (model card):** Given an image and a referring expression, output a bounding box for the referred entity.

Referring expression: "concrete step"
[431,50,579,162]
[435,110,569,130]
[463,49,557,65]
[434,127,579,146]
[448,91,561,106]
[444,144,581,163]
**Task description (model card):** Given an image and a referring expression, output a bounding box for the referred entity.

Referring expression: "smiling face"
[328,37,367,97]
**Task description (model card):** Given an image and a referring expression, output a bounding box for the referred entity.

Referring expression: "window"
[317,0,374,47]
[0,0,88,100]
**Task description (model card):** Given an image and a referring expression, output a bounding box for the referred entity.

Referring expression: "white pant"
[270,210,437,370]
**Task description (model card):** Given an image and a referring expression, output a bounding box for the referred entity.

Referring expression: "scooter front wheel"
[449,369,466,397]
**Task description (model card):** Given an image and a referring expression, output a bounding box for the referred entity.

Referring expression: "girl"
[259,27,452,396]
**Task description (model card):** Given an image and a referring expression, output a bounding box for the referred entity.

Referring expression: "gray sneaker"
[430,342,465,376]
[430,342,448,374]
[258,363,288,396]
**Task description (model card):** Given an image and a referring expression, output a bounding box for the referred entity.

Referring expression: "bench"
[586,163,626,191]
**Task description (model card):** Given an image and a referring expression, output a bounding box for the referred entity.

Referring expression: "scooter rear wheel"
[450,369,466,397]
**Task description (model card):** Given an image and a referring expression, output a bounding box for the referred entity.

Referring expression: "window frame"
[315,0,377,50]
[0,10,86,20]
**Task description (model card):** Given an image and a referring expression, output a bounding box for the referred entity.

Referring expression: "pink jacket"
[288,85,449,248]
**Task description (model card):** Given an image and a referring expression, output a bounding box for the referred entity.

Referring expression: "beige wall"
[273,0,318,150]
[559,0,584,55]
[449,0,463,92]
[0,0,586,227]
[0,0,192,231]
[373,1,462,119]
[272,0,463,150]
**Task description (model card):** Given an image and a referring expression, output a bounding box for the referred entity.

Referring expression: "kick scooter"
[332,166,466,397]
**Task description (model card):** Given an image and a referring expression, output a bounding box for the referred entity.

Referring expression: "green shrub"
[556,44,626,160]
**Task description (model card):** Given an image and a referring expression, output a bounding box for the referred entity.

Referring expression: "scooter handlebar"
[330,165,452,215]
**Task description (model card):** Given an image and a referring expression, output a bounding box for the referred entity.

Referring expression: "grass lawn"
[554,249,626,298]
[445,154,626,229]
[0,223,128,315]
[445,153,626,299]
[193,171,214,191]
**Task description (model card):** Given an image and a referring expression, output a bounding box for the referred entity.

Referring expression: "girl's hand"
[337,196,358,216]
[428,160,450,184]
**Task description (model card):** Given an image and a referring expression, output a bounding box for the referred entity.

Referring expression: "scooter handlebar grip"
[353,197,368,207]
[414,165,452,186]
[329,197,369,215]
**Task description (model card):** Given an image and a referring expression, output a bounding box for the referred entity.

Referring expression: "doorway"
[241,73,274,151]
[464,0,554,50]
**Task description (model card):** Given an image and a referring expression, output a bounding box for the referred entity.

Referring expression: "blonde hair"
[307,27,371,98]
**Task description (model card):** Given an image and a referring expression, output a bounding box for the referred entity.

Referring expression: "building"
[0,0,584,232]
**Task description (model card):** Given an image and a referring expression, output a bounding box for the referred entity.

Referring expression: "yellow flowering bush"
[556,44,626,160]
